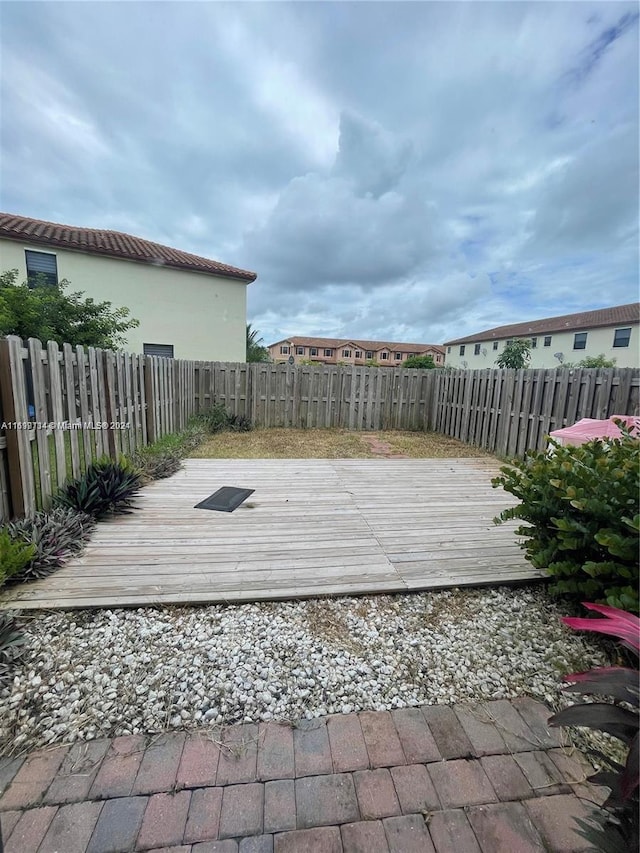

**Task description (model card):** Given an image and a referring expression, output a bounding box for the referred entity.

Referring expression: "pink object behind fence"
[549,415,640,447]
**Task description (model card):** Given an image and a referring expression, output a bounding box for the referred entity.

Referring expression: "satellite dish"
[288,355,295,365]
[481,348,487,357]
[554,352,564,364]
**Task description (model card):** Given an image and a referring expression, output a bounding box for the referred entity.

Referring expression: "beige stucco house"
[268,336,445,367]
[443,303,639,369]
[0,213,257,360]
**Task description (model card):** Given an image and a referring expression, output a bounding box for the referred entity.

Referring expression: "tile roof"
[269,336,445,354]
[443,303,640,345]
[0,213,257,282]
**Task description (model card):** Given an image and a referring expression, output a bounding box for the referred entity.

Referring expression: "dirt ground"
[189,428,493,459]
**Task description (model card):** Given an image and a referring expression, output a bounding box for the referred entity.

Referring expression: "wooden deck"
[2,458,543,610]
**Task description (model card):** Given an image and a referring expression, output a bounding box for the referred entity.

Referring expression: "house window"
[492,341,499,350]
[573,332,587,350]
[355,350,362,358]
[310,347,318,356]
[342,349,351,357]
[365,350,374,359]
[447,346,451,354]
[143,343,174,359]
[474,344,481,355]
[280,346,290,355]
[380,352,389,360]
[530,338,537,348]
[613,328,631,348]
[459,345,465,356]
[25,250,58,287]
[296,346,305,355]
[505,340,513,347]
[324,348,333,357]
[544,336,552,347]
[394,352,402,360]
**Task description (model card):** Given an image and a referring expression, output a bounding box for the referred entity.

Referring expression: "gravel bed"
[1,585,611,754]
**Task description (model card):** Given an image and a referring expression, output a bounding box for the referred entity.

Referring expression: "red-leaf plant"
[549,603,639,853]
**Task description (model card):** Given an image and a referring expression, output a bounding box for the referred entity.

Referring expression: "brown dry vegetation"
[189,428,493,459]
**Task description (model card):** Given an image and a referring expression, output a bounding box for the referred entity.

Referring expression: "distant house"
[443,303,639,369]
[0,213,257,360]
[268,336,445,367]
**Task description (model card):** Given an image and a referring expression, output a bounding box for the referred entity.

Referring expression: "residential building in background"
[268,336,445,366]
[0,213,257,360]
[443,303,639,369]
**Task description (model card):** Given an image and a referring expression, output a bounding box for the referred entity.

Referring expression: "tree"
[576,354,617,368]
[495,338,532,369]
[402,354,436,369]
[0,269,139,349]
[246,323,270,362]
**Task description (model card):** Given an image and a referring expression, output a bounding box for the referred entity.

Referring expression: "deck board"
[1,458,543,609]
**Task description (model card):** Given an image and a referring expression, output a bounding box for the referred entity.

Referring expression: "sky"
[1,1,638,347]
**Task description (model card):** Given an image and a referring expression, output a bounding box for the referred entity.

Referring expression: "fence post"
[143,356,156,444]
[0,336,36,518]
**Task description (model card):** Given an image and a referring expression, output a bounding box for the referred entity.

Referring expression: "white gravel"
[1,585,611,753]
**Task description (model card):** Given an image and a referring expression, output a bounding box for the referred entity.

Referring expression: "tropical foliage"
[495,338,532,369]
[246,323,270,362]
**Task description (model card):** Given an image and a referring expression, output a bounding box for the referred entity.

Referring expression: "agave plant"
[549,603,640,853]
[54,457,142,520]
[0,611,27,686]
[7,508,95,581]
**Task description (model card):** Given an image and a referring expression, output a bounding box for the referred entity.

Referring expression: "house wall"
[0,239,248,360]
[268,342,444,366]
[444,324,639,369]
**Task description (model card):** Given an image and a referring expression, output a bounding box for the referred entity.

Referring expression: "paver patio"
[0,699,606,852]
[1,458,541,610]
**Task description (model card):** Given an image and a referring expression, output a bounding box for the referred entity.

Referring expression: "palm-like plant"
[246,323,270,363]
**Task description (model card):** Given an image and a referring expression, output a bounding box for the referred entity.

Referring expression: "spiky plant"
[7,508,95,581]
[0,611,27,686]
[549,603,640,853]
[54,457,142,520]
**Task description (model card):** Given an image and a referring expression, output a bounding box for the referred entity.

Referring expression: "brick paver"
[383,815,435,853]
[136,790,191,850]
[427,759,497,808]
[90,735,147,800]
[428,809,481,853]
[274,826,343,852]
[353,769,400,819]
[184,787,223,843]
[293,719,333,778]
[341,819,389,853]
[480,754,534,801]
[467,801,545,852]
[524,794,596,852]
[296,773,359,828]
[44,739,111,805]
[87,795,147,853]
[257,723,295,781]
[264,780,296,833]
[514,750,572,796]
[390,764,440,813]
[133,734,186,796]
[4,805,58,853]
[177,735,220,789]
[454,704,507,756]
[391,708,440,764]
[327,715,369,773]
[39,800,103,853]
[1,699,606,853]
[0,745,69,810]
[359,712,405,768]
[216,724,259,786]
[219,783,264,839]
[421,706,473,759]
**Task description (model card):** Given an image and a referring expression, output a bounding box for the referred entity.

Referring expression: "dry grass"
[190,428,493,459]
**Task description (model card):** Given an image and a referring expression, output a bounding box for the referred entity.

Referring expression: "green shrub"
[0,610,27,686]
[0,532,36,587]
[54,457,142,520]
[6,508,95,581]
[192,404,252,435]
[492,431,639,613]
[402,355,436,369]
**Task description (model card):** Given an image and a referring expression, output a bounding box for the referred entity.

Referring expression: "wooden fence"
[0,334,638,520]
